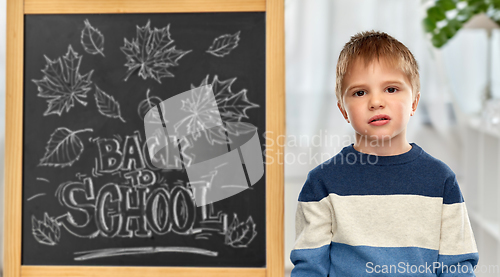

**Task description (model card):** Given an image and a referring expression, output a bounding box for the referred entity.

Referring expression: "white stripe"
[439,202,478,255]
[329,194,443,249]
[294,193,478,252]
[294,197,334,250]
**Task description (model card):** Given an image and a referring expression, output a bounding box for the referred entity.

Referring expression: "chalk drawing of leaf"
[206,31,241,57]
[225,214,257,248]
[222,121,256,136]
[179,75,259,145]
[94,85,126,122]
[120,20,191,83]
[174,85,226,144]
[81,19,105,57]
[39,127,93,167]
[217,88,259,121]
[32,45,94,116]
[138,89,163,121]
[32,213,61,246]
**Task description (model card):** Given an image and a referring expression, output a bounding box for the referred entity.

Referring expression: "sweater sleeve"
[436,174,479,276]
[290,172,333,277]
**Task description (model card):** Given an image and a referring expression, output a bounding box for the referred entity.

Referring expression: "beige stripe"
[439,202,478,255]
[294,194,478,252]
[294,197,334,250]
[329,194,443,249]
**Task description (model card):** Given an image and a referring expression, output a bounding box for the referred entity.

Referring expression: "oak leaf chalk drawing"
[176,75,258,145]
[81,19,105,57]
[32,213,61,246]
[39,127,93,168]
[225,215,257,248]
[32,45,94,116]
[94,85,126,122]
[120,21,192,83]
[206,31,241,57]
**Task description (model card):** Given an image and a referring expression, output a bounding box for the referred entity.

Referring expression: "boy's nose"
[369,94,385,110]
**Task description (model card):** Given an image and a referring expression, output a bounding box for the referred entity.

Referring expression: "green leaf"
[441,24,457,39]
[466,0,482,5]
[466,0,488,12]
[427,6,447,21]
[437,0,457,11]
[475,2,489,12]
[422,17,437,33]
[448,19,463,30]
[457,6,474,21]
[432,31,448,48]
[492,0,500,8]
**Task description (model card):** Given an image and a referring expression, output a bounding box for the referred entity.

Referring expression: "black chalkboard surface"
[23,12,265,267]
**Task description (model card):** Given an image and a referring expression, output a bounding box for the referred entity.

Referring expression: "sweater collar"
[341,142,422,166]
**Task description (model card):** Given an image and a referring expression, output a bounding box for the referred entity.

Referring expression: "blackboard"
[22,12,266,267]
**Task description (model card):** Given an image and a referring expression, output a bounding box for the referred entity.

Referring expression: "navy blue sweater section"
[298,143,464,205]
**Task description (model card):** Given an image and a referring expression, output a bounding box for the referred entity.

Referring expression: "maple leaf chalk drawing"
[120,21,192,83]
[94,85,126,122]
[32,213,61,246]
[174,85,226,145]
[81,19,105,57]
[32,45,94,116]
[39,127,93,168]
[206,31,241,57]
[174,75,259,145]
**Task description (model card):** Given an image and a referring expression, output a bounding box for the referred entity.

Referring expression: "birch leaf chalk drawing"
[206,31,241,57]
[81,19,105,57]
[32,45,94,116]
[39,127,93,167]
[94,85,126,122]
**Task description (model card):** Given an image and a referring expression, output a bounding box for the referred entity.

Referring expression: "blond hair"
[335,30,420,109]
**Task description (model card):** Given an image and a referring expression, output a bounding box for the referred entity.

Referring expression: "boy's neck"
[353,136,412,156]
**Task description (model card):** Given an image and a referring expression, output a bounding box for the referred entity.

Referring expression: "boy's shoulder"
[299,143,457,202]
[313,142,455,176]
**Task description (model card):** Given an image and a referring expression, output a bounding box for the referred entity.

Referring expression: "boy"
[290,31,479,276]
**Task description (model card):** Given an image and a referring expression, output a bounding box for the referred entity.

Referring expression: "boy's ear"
[337,102,349,123]
[411,92,420,116]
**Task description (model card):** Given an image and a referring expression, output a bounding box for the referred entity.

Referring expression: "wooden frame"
[5,1,284,276]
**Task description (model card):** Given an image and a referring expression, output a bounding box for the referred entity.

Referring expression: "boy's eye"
[386,87,398,93]
[353,90,366,97]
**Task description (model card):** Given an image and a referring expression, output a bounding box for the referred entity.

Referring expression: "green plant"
[423,0,500,48]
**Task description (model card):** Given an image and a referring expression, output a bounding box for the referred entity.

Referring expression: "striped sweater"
[290,143,479,276]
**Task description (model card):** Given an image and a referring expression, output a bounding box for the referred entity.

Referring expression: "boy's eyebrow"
[345,80,407,92]
[381,80,406,86]
[344,84,364,93]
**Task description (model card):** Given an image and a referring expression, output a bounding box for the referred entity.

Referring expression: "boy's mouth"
[368,114,391,124]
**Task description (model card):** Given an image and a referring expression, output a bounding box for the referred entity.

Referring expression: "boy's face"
[337,58,420,145]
